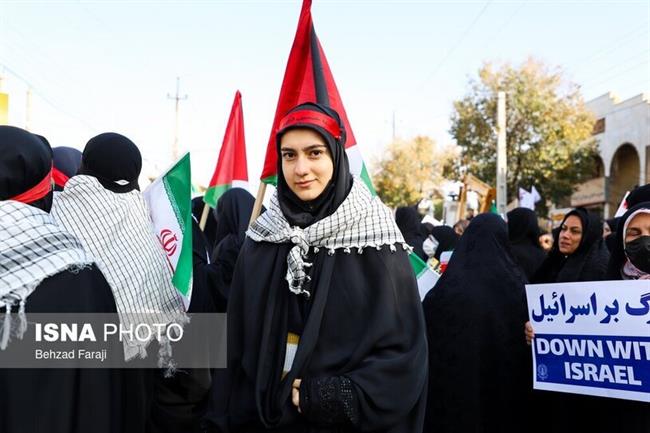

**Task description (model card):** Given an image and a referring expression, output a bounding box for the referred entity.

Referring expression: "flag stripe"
[311,24,329,105]
[205,91,248,208]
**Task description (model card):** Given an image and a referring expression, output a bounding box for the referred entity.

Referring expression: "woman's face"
[603,222,612,238]
[558,215,583,255]
[625,212,650,243]
[280,128,334,202]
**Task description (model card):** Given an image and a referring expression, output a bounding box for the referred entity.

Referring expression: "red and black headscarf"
[0,126,54,212]
[275,102,352,228]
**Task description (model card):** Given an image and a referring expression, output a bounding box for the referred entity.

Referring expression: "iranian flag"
[144,153,193,310]
[259,0,374,192]
[409,253,440,301]
[204,90,249,208]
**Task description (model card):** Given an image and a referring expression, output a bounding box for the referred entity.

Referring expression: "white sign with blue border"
[526,280,650,403]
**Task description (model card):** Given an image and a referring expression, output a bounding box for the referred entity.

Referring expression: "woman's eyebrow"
[303,144,327,151]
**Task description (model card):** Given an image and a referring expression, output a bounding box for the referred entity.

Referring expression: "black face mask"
[625,235,650,273]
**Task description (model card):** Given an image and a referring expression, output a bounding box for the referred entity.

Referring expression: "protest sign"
[526,280,650,402]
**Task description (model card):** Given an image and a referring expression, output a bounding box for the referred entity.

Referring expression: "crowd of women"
[0,101,648,433]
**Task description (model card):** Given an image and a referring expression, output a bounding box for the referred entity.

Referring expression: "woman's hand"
[292,379,302,413]
[525,321,535,345]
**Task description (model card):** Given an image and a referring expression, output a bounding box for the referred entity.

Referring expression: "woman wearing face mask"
[222,103,428,433]
[422,225,458,270]
[594,202,650,432]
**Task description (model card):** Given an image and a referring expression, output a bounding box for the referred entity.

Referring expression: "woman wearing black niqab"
[507,207,546,280]
[224,102,427,433]
[422,213,530,433]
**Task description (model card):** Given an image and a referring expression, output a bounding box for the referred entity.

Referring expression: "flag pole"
[199,202,211,231]
[249,182,267,227]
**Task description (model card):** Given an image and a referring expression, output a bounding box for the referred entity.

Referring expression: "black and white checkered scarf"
[52,175,186,361]
[247,177,407,296]
[0,200,92,349]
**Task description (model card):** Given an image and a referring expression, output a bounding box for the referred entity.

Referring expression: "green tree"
[448,58,598,212]
[373,136,456,208]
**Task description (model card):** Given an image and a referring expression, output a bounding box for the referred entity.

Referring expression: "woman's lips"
[295,180,314,188]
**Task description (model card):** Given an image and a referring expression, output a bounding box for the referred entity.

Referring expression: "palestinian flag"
[144,153,193,310]
[204,90,249,208]
[409,253,440,300]
[259,0,374,193]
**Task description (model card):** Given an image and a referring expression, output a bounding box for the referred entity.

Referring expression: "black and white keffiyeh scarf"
[247,177,408,296]
[0,200,92,349]
[52,175,186,361]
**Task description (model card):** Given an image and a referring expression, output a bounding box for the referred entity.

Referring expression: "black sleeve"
[299,376,359,426]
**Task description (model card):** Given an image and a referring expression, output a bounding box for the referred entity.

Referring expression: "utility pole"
[167,77,187,162]
[25,88,32,131]
[496,91,507,217]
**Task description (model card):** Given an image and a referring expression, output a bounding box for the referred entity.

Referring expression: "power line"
[572,21,649,71]
[0,60,97,132]
[580,58,649,90]
[414,0,493,94]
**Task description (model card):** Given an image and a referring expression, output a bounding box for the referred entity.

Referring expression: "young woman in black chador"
[224,102,428,433]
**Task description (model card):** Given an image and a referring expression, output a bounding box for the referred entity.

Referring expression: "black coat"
[0,265,154,433]
[423,213,531,433]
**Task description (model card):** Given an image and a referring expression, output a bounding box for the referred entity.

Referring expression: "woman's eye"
[282,152,295,160]
[310,150,323,157]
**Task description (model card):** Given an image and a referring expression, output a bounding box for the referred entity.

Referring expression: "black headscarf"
[395,206,428,261]
[422,213,530,433]
[533,208,609,283]
[626,184,650,208]
[78,132,141,193]
[275,102,352,228]
[429,225,459,261]
[0,125,53,212]
[191,196,217,249]
[52,146,82,191]
[212,188,256,249]
[605,217,619,234]
[507,207,546,281]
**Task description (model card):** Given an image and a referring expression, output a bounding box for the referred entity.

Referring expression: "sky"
[0,0,648,195]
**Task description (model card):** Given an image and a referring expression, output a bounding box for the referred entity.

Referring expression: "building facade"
[571,92,650,217]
